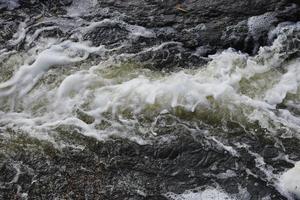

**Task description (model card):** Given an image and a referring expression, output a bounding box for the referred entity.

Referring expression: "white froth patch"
[264,61,300,105]
[0,22,300,145]
[247,12,277,53]
[248,13,277,37]
[0,0,19,10]
[165,187,235,200]
[0,41,105,98]
[279,162,300,199]
[67,0,98,17]
[82,19,155,39]
[9,19,27,46]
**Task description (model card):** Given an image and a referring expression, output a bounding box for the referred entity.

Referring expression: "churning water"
[1,2,300,199]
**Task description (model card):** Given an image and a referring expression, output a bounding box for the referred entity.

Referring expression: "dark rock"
[1,0,300,69]
[94,0,300,56]
[0,123,295,199]
[0,162,17,183]
[83,23,129,46]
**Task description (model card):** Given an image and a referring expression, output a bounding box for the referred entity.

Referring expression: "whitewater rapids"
[0,7,300,200]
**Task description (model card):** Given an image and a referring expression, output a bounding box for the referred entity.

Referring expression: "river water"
[0,1,300,199]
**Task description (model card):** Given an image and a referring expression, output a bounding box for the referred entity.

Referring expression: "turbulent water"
[1,1,300,199]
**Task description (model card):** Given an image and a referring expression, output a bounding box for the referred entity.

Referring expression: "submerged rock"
[95,0,300,54]
[1,0,299,69]
[0,131,291,199]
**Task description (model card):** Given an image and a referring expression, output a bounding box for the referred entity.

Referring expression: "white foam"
[279,162,300,199]
[25,26,60,46]
[0,41,106,99]
[165,187,236,200]
[264,60,300,105]
[67,0,98,17]
[247,12,277,53]
[210,137,239,157]
[0,0,19,10]
[248,13,277,38]
[0,22,300,147]
[81,18,155,41]
[9,19,28,46]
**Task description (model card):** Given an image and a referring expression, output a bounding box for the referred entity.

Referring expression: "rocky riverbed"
[1,0,300,199]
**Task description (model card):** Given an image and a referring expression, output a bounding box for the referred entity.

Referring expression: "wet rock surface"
[0,125,297,199]
[1,0,300,68]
